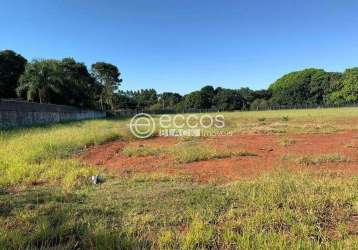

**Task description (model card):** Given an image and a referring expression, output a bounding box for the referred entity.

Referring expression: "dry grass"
[2,170,358,249]
[171,143,256,163]
[297,153,351,166]
[280,137,296,146]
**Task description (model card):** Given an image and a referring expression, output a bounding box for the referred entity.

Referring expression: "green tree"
[59,58,99,108]
[199,85,215,109]
[129,89,158,109]
[158,92,182,109]
[17,60,62,103]
[181,91,202,110]
[327,73,344,104]
[237,87,255,109]
[250,98,270,110]
[269,68,336,106]
[0,50,27,98]
[179,86,216,110]
[91,62,122,110]
[334,68,358,103]
[213,88,243,110]
[112,92,137,110]
[253,89,272,100]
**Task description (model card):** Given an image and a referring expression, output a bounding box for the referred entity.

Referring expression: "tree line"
[0,50,122,110]
[1,49,358,111]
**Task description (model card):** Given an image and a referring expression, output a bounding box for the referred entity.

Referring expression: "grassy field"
[1,108,358,249]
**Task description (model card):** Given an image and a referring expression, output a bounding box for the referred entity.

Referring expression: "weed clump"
[282,116,289,122]
[280,137,296,146]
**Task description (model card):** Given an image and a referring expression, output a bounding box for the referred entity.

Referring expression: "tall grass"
[1,170,358,249]
[0,119,128,189]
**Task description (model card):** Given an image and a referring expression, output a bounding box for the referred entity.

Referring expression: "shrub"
[282,116,289,122]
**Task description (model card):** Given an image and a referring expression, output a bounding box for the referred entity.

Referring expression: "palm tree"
[17,60,62,103]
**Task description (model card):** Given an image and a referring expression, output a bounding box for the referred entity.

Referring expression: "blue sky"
[1,0,358,94]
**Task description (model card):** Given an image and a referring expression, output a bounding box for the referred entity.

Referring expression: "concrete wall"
[0,99,106,128]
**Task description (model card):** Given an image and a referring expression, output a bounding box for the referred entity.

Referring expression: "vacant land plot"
[1,108,358,249]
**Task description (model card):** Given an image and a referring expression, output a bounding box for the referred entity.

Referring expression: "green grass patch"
[282,115,289,122]
[0,119,129,189]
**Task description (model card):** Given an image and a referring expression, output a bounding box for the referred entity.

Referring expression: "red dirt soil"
[79,131,358,183]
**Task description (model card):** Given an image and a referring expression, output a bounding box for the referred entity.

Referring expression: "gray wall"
[0,99,106,128]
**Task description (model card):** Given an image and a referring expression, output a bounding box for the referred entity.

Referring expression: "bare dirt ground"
[79,131,358,183]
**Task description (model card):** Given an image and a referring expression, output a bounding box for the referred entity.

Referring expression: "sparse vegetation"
[235,150,257,157]
[122,145,162,157]
[1,109,358,248]
[172,144,226,163]
[346,142,358,149]
[297,153,351,166]
[280,137,296,146]
[171,143,255,163]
